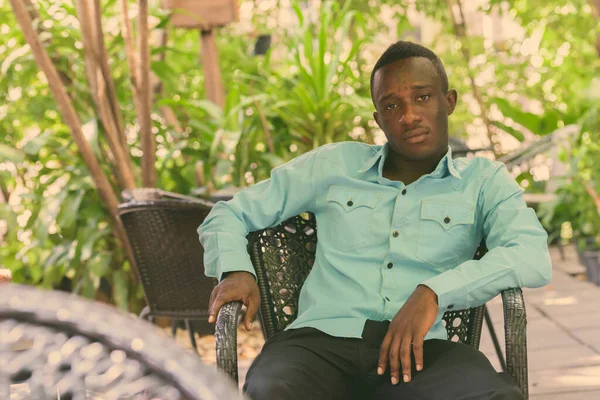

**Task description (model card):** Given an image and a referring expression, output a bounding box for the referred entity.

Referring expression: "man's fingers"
[208,289,216,314]
[377,333,392,375]
[208,295,226,324]
[244,297,259,331]
[412,337,424,372]
[400,337,412,383]
[388,336,402,385]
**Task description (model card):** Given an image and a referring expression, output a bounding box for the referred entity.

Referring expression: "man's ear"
[446,89,458,115]
[373,111,381,129]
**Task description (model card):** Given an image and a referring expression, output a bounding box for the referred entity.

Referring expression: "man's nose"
[399,106,422,126]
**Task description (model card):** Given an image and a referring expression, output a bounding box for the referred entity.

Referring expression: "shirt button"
[401,189,407,195]
[347,200,353,207]
[392,230,399,238]
[444,216,451,224]
[387,262,393,269]
[447,304,454,309]
[385,297,390,301]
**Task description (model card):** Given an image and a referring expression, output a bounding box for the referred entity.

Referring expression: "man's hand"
[377,285,438,385]
[208,271,260,331]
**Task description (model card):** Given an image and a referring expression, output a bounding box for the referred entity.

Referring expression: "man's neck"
[382,149,447,186]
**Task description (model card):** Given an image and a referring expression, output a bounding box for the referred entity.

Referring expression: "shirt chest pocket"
[417,201,475,270]
[325,186,381,251]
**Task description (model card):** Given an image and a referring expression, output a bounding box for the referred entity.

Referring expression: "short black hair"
[370,41,449,102]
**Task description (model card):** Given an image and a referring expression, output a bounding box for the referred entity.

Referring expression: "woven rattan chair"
[215,213,529,398]
[118,188,217,351]
[0,284,243,400]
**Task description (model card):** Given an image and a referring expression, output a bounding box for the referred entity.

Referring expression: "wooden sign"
[162,0,239,29]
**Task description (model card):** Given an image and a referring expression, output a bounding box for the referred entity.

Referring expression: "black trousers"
[244,320,524,400]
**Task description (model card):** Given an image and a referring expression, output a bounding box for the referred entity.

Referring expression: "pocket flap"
[327,185,379,213]
[420,201,475,231]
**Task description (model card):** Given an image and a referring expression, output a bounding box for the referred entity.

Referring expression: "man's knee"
[488,386,525,400]
[244,377,294,400]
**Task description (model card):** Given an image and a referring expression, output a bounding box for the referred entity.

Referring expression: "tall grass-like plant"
[266,1,374,152]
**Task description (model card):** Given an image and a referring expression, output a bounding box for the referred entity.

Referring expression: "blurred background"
[1,2,600,396]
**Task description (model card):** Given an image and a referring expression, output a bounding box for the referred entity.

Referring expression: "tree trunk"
[119,0,139,93]
[200,29,226,109]
[8,0,133,261]
[154,30,185,135]
[23,0,73,88]
[75,0,136,191]
[138,0,156,187]
[92,0,127,149]
[448,0,498,156]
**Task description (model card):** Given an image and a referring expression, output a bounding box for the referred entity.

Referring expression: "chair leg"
[139,306,151,321]
[484,305,507,371]
[185,319,198,352]
[171,319,178,337]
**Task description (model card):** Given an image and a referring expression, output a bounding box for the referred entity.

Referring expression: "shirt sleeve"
[422,163,552,312]
[198,148,320,281]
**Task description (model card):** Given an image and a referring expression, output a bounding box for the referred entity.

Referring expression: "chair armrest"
[215,301,244,385]
[501,288,528,399]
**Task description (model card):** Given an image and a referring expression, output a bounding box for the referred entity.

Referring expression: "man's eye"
[417,95,431,101]
[386,104,397,110]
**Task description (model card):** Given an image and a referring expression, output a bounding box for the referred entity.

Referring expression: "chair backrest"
[248,214,485,348]
[0,284,243,400]
[118,189,217,319]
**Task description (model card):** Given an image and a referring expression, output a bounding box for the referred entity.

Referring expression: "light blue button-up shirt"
[198,141,551,340]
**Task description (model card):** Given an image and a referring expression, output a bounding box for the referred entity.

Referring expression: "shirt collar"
[358,142,462,180]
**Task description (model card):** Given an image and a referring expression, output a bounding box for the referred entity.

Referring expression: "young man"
[198,41,551,400]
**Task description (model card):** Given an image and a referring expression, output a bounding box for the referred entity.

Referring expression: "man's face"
[372,57,457,161]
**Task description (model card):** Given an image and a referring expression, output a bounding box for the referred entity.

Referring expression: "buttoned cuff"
[422,269,468,312]
[215,252,257,282]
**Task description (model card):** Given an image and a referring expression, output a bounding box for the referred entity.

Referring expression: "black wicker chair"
[0,284,243,400]
[215,213,529,398]
[118,188,217,351]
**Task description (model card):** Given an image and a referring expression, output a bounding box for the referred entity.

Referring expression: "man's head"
[371,41,457,162]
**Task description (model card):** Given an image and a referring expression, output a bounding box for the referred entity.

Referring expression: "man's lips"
[403,128,429,144]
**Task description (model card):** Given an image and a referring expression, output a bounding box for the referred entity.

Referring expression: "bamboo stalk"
[448,0,497,156]
[118,0,144,139]
[119,0,139,88]
[75,0,136,190]
[154,29,185,135]
[138,0,156,187]
[8,0,130,249]
[253,98,275,153]
[92,0,127,148]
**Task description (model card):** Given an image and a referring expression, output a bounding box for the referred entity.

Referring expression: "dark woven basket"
[0,284,243,400]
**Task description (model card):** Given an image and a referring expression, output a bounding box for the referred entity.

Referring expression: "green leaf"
[56,190,85,231]
[188,100,224,120]
[112,270,129,311]
[493,97,541,135]
[491,120,525,142]
[154,13,172,29]
[261,153,286,168]
[0,204,18,241]
[89,251,112,278]
[0,144,25,163]
[151,61,177,86]
[23,130,53,155]
[79,228,109,263]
